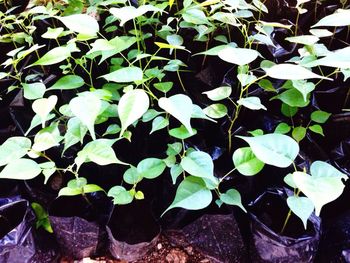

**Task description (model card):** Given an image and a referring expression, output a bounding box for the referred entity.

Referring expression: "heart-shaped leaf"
[162,176,212,216]
[265,64,331,80]
[0,159,41,180]
[159,94,193,134]
[287,196,314,229]
[32,95,58,128]
[292,162,347,216]
[220,189,246,212]
[237,134,299,168]
[56,14,99,36]
[218,46,259,65]
[232,147,264,176]
[0,137,32,166]
[118,89,149,135]
[69,93,101,140]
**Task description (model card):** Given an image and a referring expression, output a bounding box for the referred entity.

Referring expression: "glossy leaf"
[312,9,350,27]
[69,93,101,140]
[118,89,149,134]
[0,137,31,166]
[237,134,299,168]
[202,86,232,101]
[56,14,99,35]
[218,46,259,65]
[292,162,347,216]
[232,147,264,176]
[237,97,267,110]
[159,94,193,134]
[108,186,134,205]
[265,64,331,80]
[101,67,143,83]
[0,159,41,180]
[32,95,58,128]
[30,46,71,66]
[162,176,212,216]
[23,82,46,100]
[47,75,84,90]
[137,158,166,179]
[287,196,314,229]
[203,103,227,118]
[220,189,246,212]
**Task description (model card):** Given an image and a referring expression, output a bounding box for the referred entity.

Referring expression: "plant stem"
[280,209,292,234]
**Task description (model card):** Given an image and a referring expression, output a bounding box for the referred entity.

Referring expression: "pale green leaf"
[101,67,143,83]
[203,103,227,118]
[137,158,166,179]
[237,134,299,168]
[218,46,259,65]
[56,14,99,35]
[292,162,347,216]
[159,94,193,134]
[202,86,232,101]
[0,159,41,180]
[32,95,58,128]
[118,89,149,134]
[287,196,314,229]
[23,82,46,100]
[265,63,331,80]
[69,93,101,140]
[232,147,264,176]
[237,97,267,110]
[312,9,350,27]
[0,137,31,166]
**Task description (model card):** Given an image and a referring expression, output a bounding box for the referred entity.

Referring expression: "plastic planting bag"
[249,188,321,263]
[0,198,36,263]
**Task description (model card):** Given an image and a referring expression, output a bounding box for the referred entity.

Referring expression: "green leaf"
[182,8,209,25]
[292,161,347,216]
[265,63,331,80]
[309,124,324,136]
[76,139,126,166]
[237,134,299,168]
[170,164,183,184]
[237,97,267,110]
[284,173,297,188]
[83,184,104,194]
[0,137,31,166]
[281,103,298,117]
[110,5,162,26]
[218,46,259,65]
[292,80,315,102]
[39,161,56,184]
[304,47,350,69]
[123,166,142,184]
[23,82,46,100]
[274,123,291,134]
[202,86,232,101]
[151,116,169,134]
[0,72,8,80]
[137,158,166,179]
[69,93,101,140]
[311,110,331,123]
[162,176,212,216]
[30,46,71,67]
[32,122,62,152]
[58,187,83,196]
[292,126,306,142]
[287,196,314,229]
[55,14,99,35]
[31,202,53,233]
[108,185,134,205]
[159,94,193,134]
[0,159,41,180]
[101,67,143,83]
[203,103,227,118]
[232,147,265,176]
[258,79,276,92]
[142,109,162,122]
[41,27,64,39]
[180,151,218,186]
[32,95,58,128]
[220,189,246,212]
[312,9,350,27]
[169,125,197,139]
[47,75,84,90]
[166,142,182,156]
[103,124,121,136]
[118,89,149,134]
[274,89,309,107]
[285,35,319,45]
[154,82,173,93]
[63,117,88,153]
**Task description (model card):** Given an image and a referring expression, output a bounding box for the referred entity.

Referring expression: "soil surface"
[60,233,211,263]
